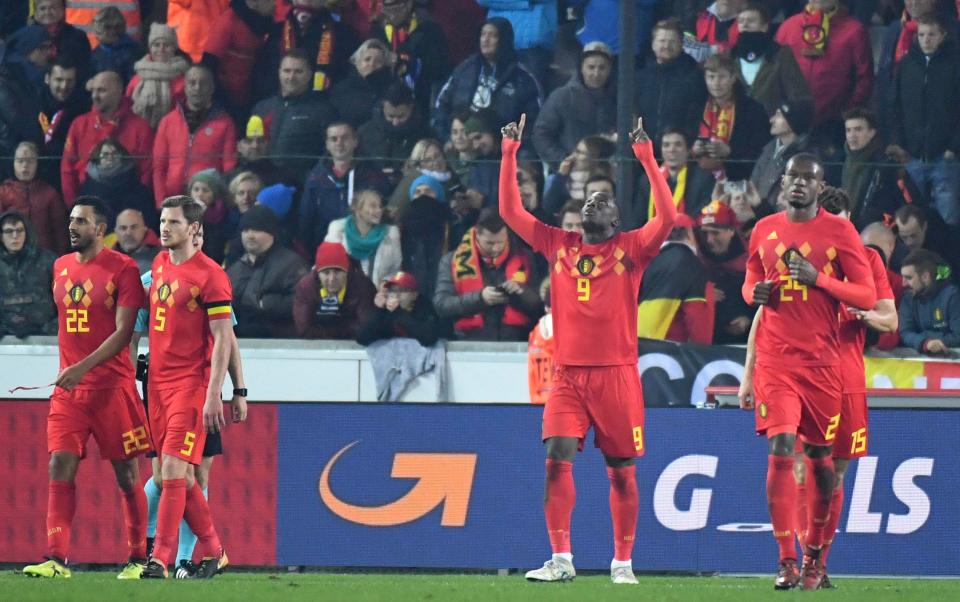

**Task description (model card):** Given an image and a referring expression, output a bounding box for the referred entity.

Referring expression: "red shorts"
[754,363,842,447]
[542,364,646,458]
[48,383,151,460]
[147,386,207,465]
[833,392,868,459]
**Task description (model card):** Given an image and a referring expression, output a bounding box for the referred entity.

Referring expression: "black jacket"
[0,211,57,337]
[0,62,41,179]
[533,72,617,166]
[433,18,541,140]
[79,164,157,230]
[252,91,340,178]
[892,39,960,161]
[357,105,437,175]
[227,243,309,338]
[329,66,396,129]
[635,52,706,144]
[633,162,715,229]
[356,295,442,347]
[689,88,770,180]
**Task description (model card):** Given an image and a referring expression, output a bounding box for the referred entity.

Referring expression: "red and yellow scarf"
[696,11,739,52]
[451,228,530,332]
[700,99,736,143]
[649,164,686,220]
[800,3,838,56]
[282,15,335,91]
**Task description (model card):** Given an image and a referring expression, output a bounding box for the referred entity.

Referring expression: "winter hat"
[239,204,279,236]
[314,241,350,271]
[409,175,445,202]
[256,183,295,219]
[188,168,227,200]
[778,100,814,137]
[148,23,177,47]
[581,41,613,63]
[7,25,51,57]
[463,109,499,137]
[383,271,418,291]
[246,115,265,139]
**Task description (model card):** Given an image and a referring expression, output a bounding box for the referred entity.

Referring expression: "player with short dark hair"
[23,196,150,580]
[140,195,235,579]
[500,114,677,584]
[739,155,877,590]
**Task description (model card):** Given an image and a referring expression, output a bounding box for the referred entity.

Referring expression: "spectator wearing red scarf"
[776,0,873,140]
[692,0,745,57]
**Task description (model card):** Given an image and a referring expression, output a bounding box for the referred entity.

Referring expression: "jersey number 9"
[577,278,590,302]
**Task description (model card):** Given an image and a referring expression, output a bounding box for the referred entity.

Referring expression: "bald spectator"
[113,208,160,273]
[61,70,153,205]
[152,64,237,206]
[732,3,811,116]
[776,0,873,142]
[635,19,705,145]
[293,241,377,340]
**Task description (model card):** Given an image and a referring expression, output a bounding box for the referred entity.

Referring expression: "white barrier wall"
[0,338,531,403]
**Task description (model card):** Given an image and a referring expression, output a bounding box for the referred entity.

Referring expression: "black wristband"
[233,388,248,397]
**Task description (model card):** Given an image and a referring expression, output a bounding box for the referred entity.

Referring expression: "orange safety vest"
[167,0,231,62]
[65,0,142,47]
[527,314,555,405]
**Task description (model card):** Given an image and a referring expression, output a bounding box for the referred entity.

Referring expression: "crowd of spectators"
[2,0,960,356]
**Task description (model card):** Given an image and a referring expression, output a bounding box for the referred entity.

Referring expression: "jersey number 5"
[577,278,590,302]
[65,309,89,333]
[154,306,166,332]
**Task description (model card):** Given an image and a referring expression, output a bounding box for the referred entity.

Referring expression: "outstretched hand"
[501,113,526,142]
[629,117,649,145]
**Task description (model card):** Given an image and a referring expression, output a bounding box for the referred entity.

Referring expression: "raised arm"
[499,114,539,245]
[632,118,677,248]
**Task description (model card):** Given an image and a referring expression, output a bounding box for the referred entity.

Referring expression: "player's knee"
[804,443,832,459]
[48,452,79,481]
[545,437,577,462]
[604,456,634,469]
[767,433,795,457]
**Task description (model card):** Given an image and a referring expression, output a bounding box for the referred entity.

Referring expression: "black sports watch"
[233,388,248,397]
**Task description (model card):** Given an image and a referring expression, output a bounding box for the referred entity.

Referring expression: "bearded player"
[140,196,233,579]
[740,186,898,588]
[500,115,677,584]
[739,156,877,590]
[23,197,150,579]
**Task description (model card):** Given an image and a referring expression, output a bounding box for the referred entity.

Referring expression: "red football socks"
[767,455,797,562]
[607,465,638,562]
[46,480,76,562]
[805,455,836,549]
[120,485,149,560]
[544,459,575,554]
[795,480,808,548]
[820,486,844,566]
[152,478,186,565]
[183,482,222,557]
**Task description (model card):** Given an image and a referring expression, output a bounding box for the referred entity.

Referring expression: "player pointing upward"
[500,115,677,584]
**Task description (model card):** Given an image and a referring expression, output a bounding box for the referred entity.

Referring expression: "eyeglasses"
[2,227,26,236]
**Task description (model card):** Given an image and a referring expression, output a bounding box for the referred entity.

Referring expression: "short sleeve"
[116,261,146,309]
[202,265,233,321]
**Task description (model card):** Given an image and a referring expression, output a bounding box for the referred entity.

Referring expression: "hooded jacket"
[433,17,542,139]
[329,65,395,129]
[152,103,238,206]
[899,278,960,351]
[892,37,960,161]
[533,65,616,166]
[0,179,68,254]
[635,50,705,144]
[61,98,153,205]
[0,211,58,337]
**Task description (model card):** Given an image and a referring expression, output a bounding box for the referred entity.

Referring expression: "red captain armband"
[205,301,232,320]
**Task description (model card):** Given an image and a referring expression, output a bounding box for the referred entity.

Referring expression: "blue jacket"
[477,1,557,50]
[899,280,960,351]
[570,0,658,57]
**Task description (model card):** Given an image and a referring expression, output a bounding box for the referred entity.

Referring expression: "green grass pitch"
[4,571,960,602]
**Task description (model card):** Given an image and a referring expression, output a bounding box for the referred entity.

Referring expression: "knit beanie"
[409,175,445,202]
[148,23,177,47]
[188,168,227,200]
[256,183,295,219]
[239,204,279,235]
[314,241,350,271]
[778,100,814,137]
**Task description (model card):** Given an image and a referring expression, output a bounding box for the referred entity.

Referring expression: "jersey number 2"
[577,278,590,302]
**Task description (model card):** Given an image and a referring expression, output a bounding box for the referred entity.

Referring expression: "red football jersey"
[530,223,661,366]
[52,248,144,390]
[147,250,232,388]
[838,247,895,392]
[746,209,874,366]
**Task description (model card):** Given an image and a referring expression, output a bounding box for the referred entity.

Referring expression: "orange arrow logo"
[318,441,477,527]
